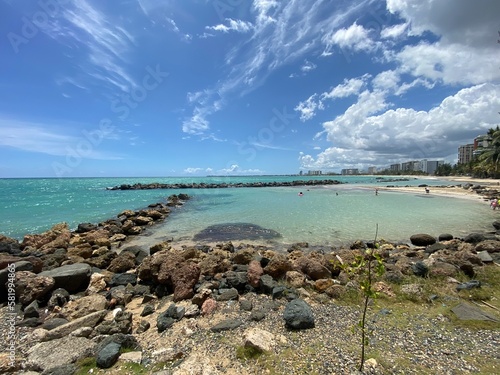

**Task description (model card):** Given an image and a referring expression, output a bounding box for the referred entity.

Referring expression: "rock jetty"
[106,179,342,190]
[0,191,499,374]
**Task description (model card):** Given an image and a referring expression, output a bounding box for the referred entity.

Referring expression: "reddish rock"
[82,229,111,246]
[263,253,292,279]
[107,252,136,273]
[21,223,71,252]
[199,250,232,276]
[14,271,55,306]
[296,257,331,281]
[138,251,184,283]
[247,260,263,288]
[171,263,201,301]
[201,298,217,315]
[314,278,334,292]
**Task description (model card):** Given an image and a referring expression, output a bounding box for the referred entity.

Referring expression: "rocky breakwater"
[107,179,343,190]
[0,216,499,373]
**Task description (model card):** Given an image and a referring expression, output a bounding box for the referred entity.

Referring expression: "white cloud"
[206,18,254,33]
[322,75,369,100]
[372,70,400,92]
[295,94,321,122]
[322,22,376,56]
[303,83,500,170]
[44,0,136,93]
[301,60,317,72]
[380,23,408,39]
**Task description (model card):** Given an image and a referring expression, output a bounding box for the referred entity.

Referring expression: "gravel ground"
[132,293,499,375]
[1,293,499,375]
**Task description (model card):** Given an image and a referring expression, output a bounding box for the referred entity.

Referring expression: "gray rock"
[109,273,137,287]
[96,342,121,369]
[210,318,243,332]
[249,310,266,321]
[456,280,481,291]
[240,299,253,311]
[451,302,499,322]
[140,304,155,317]
[41,318,69,331]
[39,263,91,293]
[477,251,493,263]
[283,299,315,329]
[464,233,486,244]
[42,310,107,341]
[412,261,429,277]
[27,336,95,371]
[24,300,40,319]
[136,320,150,334]
[47,288,70,308]
[217,288,239,301]
[41,364,77,375]
[438,233,454,241]
[259,274,277,294]
[410,233,436,246]
[157,315,175,333]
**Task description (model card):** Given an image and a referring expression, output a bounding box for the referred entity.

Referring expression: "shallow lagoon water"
[0,176,495,246]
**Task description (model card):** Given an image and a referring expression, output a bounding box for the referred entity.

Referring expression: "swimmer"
[298,192,303,196]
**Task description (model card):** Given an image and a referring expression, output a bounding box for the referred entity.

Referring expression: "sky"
[1,0,500,178]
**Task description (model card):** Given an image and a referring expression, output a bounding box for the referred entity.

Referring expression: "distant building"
[473,134,492,158]
[299,170,303,176]
[307,170,322,175]
[367,166,377,174]
[341,168,359,175]
[421,159,443,175]
[390,164,401,172]
[458,144,474,164]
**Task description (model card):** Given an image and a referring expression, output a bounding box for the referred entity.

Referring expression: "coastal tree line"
[435,127,500,179]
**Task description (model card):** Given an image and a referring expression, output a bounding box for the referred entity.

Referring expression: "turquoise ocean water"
[0,176,496,246]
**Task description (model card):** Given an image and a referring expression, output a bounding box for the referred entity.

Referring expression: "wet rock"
[193,222,281,242]
[438,233,454,241]
[464,233,486,244]
[410,233,436,246]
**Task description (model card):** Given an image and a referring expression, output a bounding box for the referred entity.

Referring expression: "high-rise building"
[458,144,474,164]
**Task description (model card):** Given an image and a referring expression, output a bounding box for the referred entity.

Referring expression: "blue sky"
[1,0,500,177]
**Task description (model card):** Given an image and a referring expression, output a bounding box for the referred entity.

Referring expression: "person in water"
[298,192,303,196]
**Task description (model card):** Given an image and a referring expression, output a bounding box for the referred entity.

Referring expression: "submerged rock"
[193,223,281,241]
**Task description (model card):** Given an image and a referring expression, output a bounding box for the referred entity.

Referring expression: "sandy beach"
[374,176,499,203]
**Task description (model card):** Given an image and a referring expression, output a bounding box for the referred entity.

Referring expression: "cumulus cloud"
[322,22,376,56]
[301,83,500,170]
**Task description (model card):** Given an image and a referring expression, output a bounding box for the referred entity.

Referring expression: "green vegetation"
[336,225,386,372]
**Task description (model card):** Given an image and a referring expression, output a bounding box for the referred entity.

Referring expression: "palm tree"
[479,130,500,176]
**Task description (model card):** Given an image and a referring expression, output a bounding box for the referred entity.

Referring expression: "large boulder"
[0,234,21,255]
[26,336,95,371]
[283,299,315,329]
[410,234,436,247]
[263,253,293,279]
[14,271,55,306]
[39,263,91,293]
[296,257,331,280]
[171,263,201,301]
[107,251,136,273]
[21,223,71,252]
